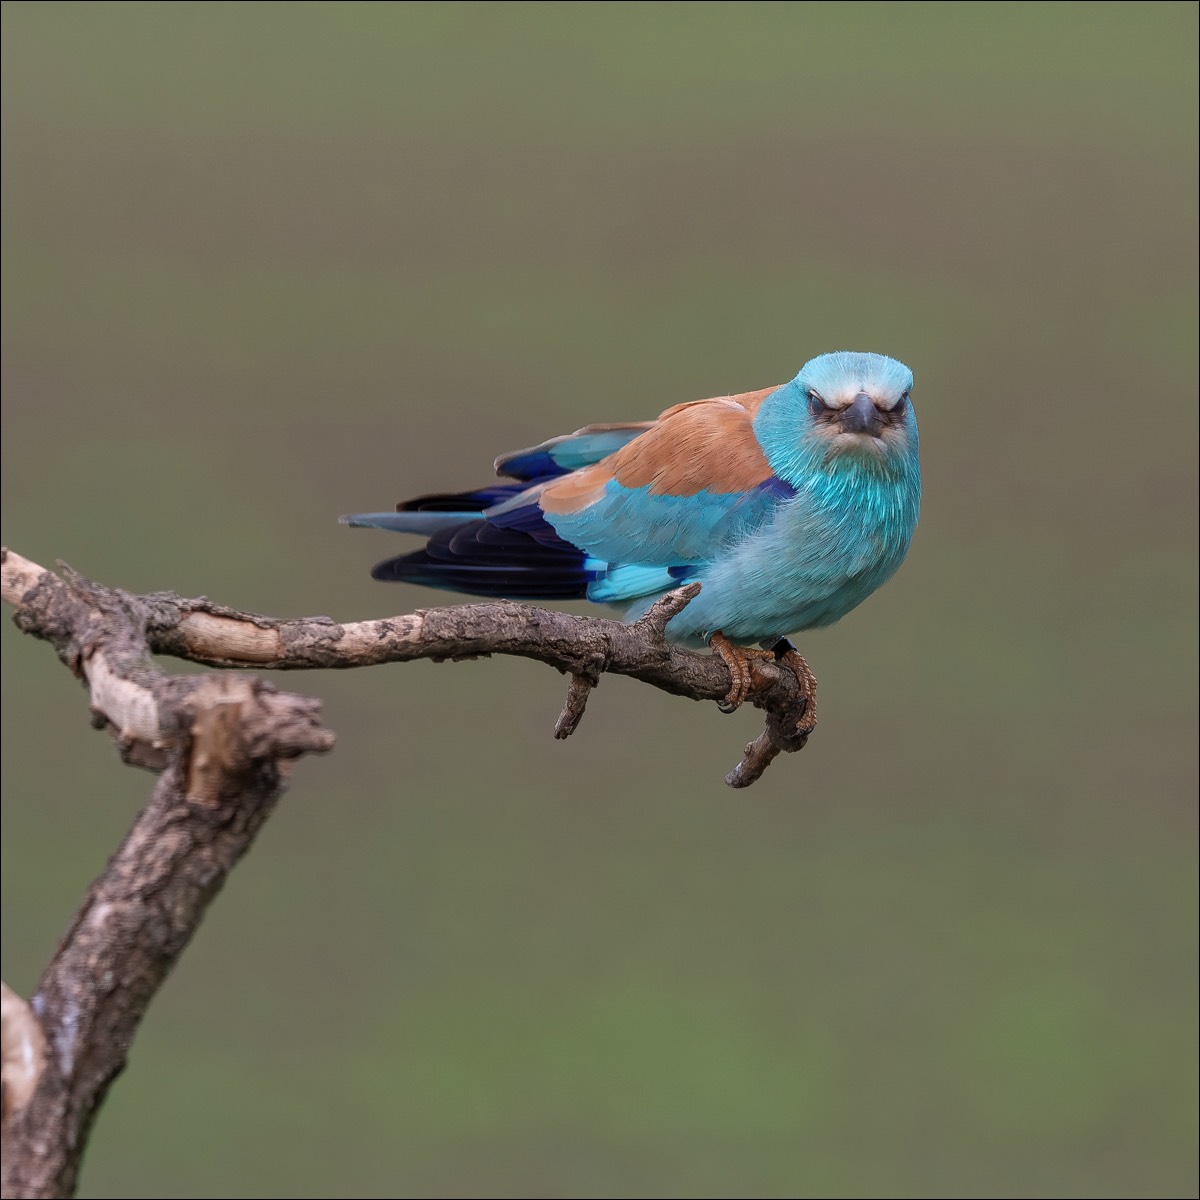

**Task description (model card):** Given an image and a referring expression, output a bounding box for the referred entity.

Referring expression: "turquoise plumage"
[344,351,920,712]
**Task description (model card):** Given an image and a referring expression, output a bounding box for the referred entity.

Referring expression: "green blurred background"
[2,3,1196,1197]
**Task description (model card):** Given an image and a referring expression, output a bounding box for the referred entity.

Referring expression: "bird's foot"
[767,637,818,735]
[709,633,818,733]
[709,632,777,714]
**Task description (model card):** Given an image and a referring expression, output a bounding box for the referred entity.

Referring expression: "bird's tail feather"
[341,481,539,536]
[340,511,479,535]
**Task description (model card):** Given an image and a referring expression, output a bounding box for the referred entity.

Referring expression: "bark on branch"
[0,546,812,1197]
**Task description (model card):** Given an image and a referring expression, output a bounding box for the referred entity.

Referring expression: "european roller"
[343,351,920,720]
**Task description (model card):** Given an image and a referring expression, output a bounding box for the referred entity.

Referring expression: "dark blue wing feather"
[370,502,601,599]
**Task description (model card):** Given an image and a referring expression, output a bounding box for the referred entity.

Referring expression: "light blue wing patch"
[585,563,679,603]
[546,477,796,567]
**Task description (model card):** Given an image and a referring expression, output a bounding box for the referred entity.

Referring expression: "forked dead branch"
[0,546,811,1198]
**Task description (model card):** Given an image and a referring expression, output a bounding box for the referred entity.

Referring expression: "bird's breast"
[660,463,919,644]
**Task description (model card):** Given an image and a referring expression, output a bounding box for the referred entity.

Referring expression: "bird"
[342,351,920,724]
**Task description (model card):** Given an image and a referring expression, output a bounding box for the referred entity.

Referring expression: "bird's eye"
[807,390,828,416]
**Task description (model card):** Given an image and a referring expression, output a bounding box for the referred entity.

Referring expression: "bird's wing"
[527,386,793,586]
[360,386,794,605]
[494,422,657,481]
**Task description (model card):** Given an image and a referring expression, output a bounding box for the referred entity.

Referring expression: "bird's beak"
[840,392,883,437]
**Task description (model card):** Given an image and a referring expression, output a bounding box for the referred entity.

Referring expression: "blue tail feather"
[341,511,479,534]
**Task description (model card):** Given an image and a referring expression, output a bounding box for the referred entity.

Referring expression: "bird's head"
[792,351,916,467]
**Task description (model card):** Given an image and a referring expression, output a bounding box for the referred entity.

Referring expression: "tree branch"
[0,545,812,1197]
[0,551,334,1199]
[2,547,814,787]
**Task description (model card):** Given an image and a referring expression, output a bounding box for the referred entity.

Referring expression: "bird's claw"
[710,632,818,734]
[772,641,818,734]
[709,631,758,714]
